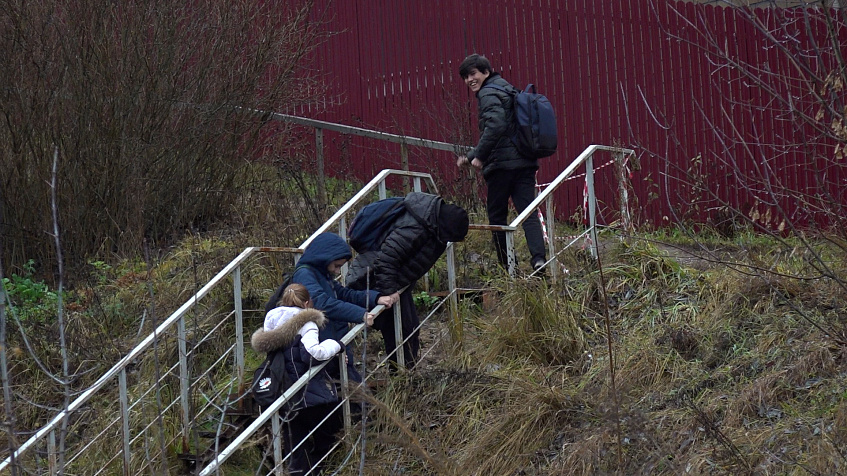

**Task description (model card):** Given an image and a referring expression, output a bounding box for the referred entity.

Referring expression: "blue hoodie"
[293,232,380,343]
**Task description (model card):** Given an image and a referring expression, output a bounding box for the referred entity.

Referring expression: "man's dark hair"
[459,54,492,79]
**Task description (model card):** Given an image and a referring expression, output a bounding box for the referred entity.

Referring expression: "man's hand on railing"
[377,292,400,307]
[457,155,482,170]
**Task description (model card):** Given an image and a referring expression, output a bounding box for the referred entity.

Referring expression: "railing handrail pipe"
[0,246,261,469]
[299,169,437,250]
[267,112,463,153]
[511,145,634,228]
[1,169,437,471]
[196,308,384,476]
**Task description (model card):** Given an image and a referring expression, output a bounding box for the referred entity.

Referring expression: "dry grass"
[342,234,847,475]
[6,226,847,475]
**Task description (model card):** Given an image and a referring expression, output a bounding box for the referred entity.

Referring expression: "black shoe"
[531,259,546,277]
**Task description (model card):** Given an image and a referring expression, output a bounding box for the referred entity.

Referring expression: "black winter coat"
[250,308,341,410]
[346,193,461,294]
[467,73,538,179]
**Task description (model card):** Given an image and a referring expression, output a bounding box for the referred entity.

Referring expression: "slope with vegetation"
[4,218,845,475]
[359,229,847,475]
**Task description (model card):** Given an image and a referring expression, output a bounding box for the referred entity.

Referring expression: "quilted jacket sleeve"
[294,266,376,324]
[372,222,430,294]
[468,88,510,163]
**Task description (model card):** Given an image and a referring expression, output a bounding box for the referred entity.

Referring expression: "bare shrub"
[0,0,326,276]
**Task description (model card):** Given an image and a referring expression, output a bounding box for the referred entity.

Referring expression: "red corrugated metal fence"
[284,0,845,230]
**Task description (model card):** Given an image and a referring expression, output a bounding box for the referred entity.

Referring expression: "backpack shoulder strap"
[403,202,439,238]
[481,83,515,95]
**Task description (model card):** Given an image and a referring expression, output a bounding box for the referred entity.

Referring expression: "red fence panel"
[285,0,845,230]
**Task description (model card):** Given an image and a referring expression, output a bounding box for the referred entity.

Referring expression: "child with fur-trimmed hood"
[251,283,344,476]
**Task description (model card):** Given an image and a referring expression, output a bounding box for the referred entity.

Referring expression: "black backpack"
[251,348,292,410]
[347,196,407,253]
[483,83,558,159]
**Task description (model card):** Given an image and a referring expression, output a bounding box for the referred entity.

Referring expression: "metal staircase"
[1,145,633,475]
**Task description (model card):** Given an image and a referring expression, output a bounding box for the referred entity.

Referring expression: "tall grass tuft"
[480,278,587,367]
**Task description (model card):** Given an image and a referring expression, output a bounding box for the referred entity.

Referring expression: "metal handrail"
[0,170,437,474]
[197,301,391,475]
[511,145,635,279]
[466,144,634,278]
[0,246,258,471]
[268,112,463,153]
[299,169,437,250]
[3,143,633,473]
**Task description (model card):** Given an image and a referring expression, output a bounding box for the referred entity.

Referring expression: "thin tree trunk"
[51,146,71,471]
[0,171,18,475]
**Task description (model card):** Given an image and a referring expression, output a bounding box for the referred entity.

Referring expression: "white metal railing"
[0,170,435,475]
[2,145,633,475]
[470,144,635,279]
[197,144,636,474]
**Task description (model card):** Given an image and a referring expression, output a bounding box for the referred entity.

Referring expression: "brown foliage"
[0,0,325,278]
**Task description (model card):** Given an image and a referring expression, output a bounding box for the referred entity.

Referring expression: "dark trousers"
[372,288,420,370]
[283,403,343,475]
[485,167,547,268]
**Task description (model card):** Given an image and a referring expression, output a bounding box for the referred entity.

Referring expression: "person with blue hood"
[290,232,399,378]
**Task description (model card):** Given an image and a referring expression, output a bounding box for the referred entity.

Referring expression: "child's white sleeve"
[299,322,342,361]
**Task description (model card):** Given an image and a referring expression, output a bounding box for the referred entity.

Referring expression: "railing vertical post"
[393,304,405,368]
[400,142,409,194]
[271,414,284,475]
[233,266,244,382]
[615,151,633,233]
[586,154,598,258]
[339,216,347,241]
[339,217,349,286]
[339,353,351,433]
[378,180,387,200]
[506,232,516,277]
[119,368,131,476]
[446,242,462,349]
[546,195,558,283]
[178,314,191,446]
[47,429,56,475]
[316,128,327,213]
[414,177,430,291]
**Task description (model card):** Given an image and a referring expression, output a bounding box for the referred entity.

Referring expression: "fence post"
[119,369,131,476]
[546,195,558,283]
[505,232,516,277]
[446,242,462,350]
[316,128,327,214]
[400,142,410,194]
[48,429,56,474]
[615,150,633,233]
[339,353,351,433]
[393,304,405,368]
[234,266,244,382]
[271,414,284,475]
[586,155,598,258]
[178,315,192,450]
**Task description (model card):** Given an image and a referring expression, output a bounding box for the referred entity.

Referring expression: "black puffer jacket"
[346,193,468,294]
[251,308,341,410]
[467,73,538,178]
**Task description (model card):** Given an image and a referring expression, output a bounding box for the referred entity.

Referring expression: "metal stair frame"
[2,145,635,474]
